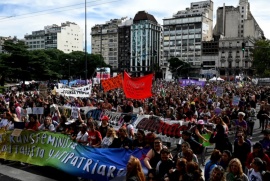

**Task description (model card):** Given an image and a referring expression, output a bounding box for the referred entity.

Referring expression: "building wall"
[130,19,161,75]
[57,23,83,53]
[24,22,83,53]
[91,19,123,70]
[162,0,213,71]
[225,10,240,38]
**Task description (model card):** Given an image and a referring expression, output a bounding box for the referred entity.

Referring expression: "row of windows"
[163,17,202,25]
[28,45,45,48]
[26,41,45,44]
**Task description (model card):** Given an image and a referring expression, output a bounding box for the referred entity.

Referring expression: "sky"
[0,0,269,52]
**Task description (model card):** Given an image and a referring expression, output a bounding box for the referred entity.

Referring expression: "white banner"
[56,84,92,98]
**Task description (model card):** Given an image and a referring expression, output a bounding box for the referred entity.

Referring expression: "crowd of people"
[1,80,270,181]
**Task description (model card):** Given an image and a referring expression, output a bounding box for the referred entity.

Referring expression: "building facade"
[118,19,133,72]
[24,22,83,53]
[130,11,162,76]
[214,0,264,79]
[91,18,125,71]
[162,0,213,78]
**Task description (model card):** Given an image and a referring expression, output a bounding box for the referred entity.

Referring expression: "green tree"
[251,39,270,77]
[168,57,190,78]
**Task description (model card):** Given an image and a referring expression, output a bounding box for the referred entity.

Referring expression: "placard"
[32,107,44,115]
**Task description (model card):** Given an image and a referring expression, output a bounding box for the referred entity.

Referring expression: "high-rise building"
[91,18,125,71]
[24,22,83,53]
[118,18,133,72]
[163,0,213,77]
[130,11,162,76]
[214,0,264,79]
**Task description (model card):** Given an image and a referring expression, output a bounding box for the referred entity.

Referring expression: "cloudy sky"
[0,0,269,52]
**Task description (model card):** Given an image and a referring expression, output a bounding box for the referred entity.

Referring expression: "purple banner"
[179,79,206,87]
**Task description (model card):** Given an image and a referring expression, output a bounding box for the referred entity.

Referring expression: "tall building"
[91,18,125,71]
[130,11,162,76]
[24,22,83,53]
[214,0,264,79]
[118,18,133,72]
[162,0,213,78]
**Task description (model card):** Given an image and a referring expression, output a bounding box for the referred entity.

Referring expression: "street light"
[85,0,88,84]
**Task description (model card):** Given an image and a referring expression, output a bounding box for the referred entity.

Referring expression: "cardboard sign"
[32,107,44,115]
[38,83,48,98]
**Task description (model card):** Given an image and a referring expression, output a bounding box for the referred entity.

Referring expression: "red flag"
[101,74,122,92]
[123,71,153,99]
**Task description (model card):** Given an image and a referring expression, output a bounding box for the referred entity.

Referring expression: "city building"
[118,18,133,72]
[162,0,213,78]
[213,0,264,80]
[91,18,125,71]
[24,21,83,53]
[201,39,219,78]
[130,11,162,76]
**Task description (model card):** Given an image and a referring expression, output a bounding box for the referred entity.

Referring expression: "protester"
[38,116,55,132]
[25,114,40,131]
[144,137,170,170]
[248,157,266,181]
[147,169,157,181]
[219,150,232,170]
[204,149,222,181]
[246,142,270,171]
[109,127,132,149]
[209,165,226,181]
[156,148,174,180]
[173,141,198,164]
[234,132,251,171]
[98,115,110,139]
[126,155,146,181]
[100,127,117,148]
[87,121,102,148]
[226,158,249,181]
[132,129,146,149]
[167,158,187,181]
[75,123,88,145]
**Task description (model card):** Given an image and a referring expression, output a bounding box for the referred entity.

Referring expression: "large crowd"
[1,79,270,181]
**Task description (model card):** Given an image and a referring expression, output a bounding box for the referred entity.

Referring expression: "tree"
[168,57,190,78]
[251,39,270,77]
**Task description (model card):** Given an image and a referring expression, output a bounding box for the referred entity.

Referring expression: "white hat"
[238,112,245,117]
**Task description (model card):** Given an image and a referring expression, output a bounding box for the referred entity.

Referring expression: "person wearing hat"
[98,115,110,139]
[193,120,212,143]
[259,129,270,157]
[234,112,248,135]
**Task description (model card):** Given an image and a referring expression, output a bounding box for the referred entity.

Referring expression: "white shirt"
[76,131,89,143]
[101,136,114,148]
[0,119,8,128]
[248,169,262,181]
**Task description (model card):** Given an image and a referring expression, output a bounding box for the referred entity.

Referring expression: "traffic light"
[242,42,246,52]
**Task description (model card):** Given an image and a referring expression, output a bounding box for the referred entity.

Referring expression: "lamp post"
[85,0,88,84]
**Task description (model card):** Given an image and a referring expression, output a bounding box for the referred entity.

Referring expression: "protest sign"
[199,133,212,147]
[232,96,240,106]
[33,107,44,115]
